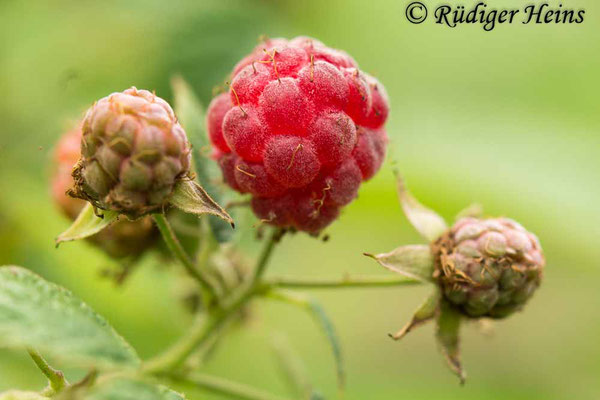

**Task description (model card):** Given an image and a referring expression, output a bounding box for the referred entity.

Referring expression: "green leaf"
[365,244,435,282]
[0,391,48,400]
[171,76,235,243]
[396,174,447,242]
[169,180,234,228]
[271,333,313,399]
[436,301,466,384]
[455,203,484,220]
[84,378,185,400]
[55,204,119,246]
[0,266,140,369]
[267,290,345,396]
[389,290,440,340]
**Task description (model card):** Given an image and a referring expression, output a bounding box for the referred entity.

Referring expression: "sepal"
[55,203,119,246]
[455,203,484,220]
[365,244,434,282]
[436,300,466,384]
[389,290,440,340]
[396,174,447,242]
[169,179,234,228]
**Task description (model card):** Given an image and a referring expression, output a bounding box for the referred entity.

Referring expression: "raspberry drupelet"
[207,36,390,233]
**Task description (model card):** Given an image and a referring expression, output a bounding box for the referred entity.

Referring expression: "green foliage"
[267,289,345,395]
[0,266,140,369]
[0,391,48,400]
[171,76,237,243]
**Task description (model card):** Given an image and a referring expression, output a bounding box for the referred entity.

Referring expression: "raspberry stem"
[162,372,292,400]
[264,275,421,289]
[153,213,220,299]
[28,348,68,396]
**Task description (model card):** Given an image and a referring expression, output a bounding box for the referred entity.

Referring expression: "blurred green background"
[1,0,599,398]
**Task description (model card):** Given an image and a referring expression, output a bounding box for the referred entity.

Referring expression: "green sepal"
[455,203,484,220]
[390,290,440,340]
[436,300,466,384]
[55,203,119,246]
[396,174,447,242]
[365,244,435,282]
[169,180,234,228]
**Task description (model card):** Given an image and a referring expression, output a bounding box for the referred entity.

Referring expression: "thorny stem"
[164,372,292,400]
[27,348,68,396]
[143,227,283,373]
[153,214,218,300]
[265,275,421,289]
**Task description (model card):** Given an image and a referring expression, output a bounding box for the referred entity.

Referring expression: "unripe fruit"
[70,87,192,219]
[207,37,389,233]
[52,127,157,259]
[432,217,545,318]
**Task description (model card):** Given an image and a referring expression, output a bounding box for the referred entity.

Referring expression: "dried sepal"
[436,300,466,384]
[55,203,119,246]
[390,289,440,340]
[396,174,447,242]
[169,179,234,227]
[364,244,434,282]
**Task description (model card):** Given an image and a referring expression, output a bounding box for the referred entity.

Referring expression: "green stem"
[252,227,284,283]
[165,372,292,400]
[144,227,282,373]
[153,213,218,299]
[144,283,264,373]
[265,275,421,289]
[27,348,68,395]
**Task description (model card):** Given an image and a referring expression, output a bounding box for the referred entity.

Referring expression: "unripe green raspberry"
[70,87,192,219]
[432,217,545,318]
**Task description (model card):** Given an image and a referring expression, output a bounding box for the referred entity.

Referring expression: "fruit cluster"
[70,88,192,219]
[207,36,389,233]
[433,217,545,318]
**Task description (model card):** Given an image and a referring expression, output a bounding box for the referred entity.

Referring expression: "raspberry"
[69,87,192,219]
[207,37,390,233]
[433,217,545,318]
[51,127,157,259]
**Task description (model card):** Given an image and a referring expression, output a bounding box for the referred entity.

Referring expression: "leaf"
[0,391,48,400]
[389,290,440,340]
[171,76,235,243]
[396,174,447,242]
[436,300,466,384]
[271,333,313,399]
[55,204,119,246]
[169,180,234,228]
[267,290,345,397]
[364,244,435,282]
[84,378,186,400]
[455,203,484,220]
[0,266,140,369]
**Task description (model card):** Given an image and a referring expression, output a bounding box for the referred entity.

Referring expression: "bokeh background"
[1,0,599,399]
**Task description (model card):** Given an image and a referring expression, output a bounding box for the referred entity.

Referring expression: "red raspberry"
[207,37,390,233]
